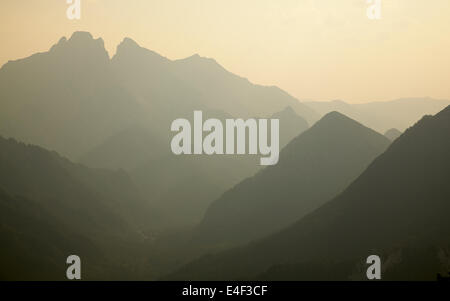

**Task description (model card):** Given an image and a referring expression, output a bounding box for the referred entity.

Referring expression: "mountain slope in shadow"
[0,32,317,230]
[0,136,158,236]
[168,105,450,280]
[130,106,310,228]
[78,126,166,171]
[0,188,105,280]
[192,112,390,250]
[0,136,165,280]
[271,106,309,148]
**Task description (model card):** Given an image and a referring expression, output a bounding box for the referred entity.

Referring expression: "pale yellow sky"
[1,0,449,103]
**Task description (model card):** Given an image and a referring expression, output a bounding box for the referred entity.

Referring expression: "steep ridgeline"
[170,54,319,125]
[0,32,145,159]
[0,31,318,166]
[192,112,390,250]
[110,36,318,153]
[0,31,318,231]
[271,106,309,149]
[130,106,309,228]
[169,105,450,281]
[111,37,318,125]
[305,98,450,133]
[110,37,209,131]
[0,136,158,279]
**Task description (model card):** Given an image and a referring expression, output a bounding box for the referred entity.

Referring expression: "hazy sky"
[1,0,449,103]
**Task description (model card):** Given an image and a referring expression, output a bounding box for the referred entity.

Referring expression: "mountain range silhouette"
[0,136,159,279]
[168,105,450,280]
[0,32,449,280]
[192,111,390,250]
[0,32,321,228]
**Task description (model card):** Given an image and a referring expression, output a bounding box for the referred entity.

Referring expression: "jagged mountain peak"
[46,31,109,63]
[69,31,94,41]
[51,31,105,50]
[119,37,140,48]
[113,37,168,64]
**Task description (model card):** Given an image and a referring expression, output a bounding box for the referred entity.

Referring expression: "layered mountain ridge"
[169,105,450,280]
[192,111,391,250]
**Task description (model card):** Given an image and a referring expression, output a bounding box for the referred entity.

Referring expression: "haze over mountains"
[193,112,390,249]
[270,106,309,148]
[169,106,450,281]
[78,126,165,171]
[0,33,145,160]
[112,37,319,124]
[0,31,446,163]
[0,32,317,227]
[0,136,160,279]
[0,31,449,280]
[384,128,402,141]
[0,32,316,160]
[305,98,450,133]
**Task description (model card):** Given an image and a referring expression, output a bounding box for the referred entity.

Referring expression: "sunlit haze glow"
[1,0,449,103]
